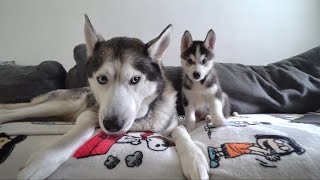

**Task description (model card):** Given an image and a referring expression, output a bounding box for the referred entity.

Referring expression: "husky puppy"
[180,30,231,131]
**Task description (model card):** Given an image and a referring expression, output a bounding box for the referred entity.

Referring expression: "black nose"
[193,72,201,79]
[103,117,123,132]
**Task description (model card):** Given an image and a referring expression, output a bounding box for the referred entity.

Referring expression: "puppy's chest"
[183,83,218,106]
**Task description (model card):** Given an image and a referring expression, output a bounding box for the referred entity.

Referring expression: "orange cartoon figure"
[208,134,305,168]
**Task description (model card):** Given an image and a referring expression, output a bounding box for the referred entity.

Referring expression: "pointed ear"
[84,14,103,58]
[181,30,193,52]
[204,29,216,51]
[146,24,172,62]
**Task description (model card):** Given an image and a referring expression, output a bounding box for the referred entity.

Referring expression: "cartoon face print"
[255,135,305,156]
[146,136,175,151]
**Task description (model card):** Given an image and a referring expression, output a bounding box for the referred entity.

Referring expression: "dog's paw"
[172,125,209,179]
[211,116,226,128]
[181,149,209,180]
[186,121,196,132]
[17,148,65,179]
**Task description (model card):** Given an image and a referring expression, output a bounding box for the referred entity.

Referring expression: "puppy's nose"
[103,117,123,132]
[193,72,201,79]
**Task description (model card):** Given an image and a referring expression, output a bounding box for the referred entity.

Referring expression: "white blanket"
[0,114,320,179]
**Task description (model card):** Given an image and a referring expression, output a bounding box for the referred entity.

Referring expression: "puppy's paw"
[186,121,196,132]
[17,148,65,179]
[211,117,226,128]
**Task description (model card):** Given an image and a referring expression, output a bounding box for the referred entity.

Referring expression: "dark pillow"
[67,44,320,114]
[65,44,88,88]
[216,46,320,114]
[0,61,66,103]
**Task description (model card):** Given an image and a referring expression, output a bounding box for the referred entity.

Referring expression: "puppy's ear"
[204,29,216,51]
[146,24,172,62]
[84,14,104,58]
[181,30,193,52]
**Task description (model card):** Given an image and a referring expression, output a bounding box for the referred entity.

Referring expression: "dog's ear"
[204,29,216,51]
[146,24,172,62]
[181,30,193,52]
[84,14,104,58]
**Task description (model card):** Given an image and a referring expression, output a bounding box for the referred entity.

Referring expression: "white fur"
[183,82,225,131]
[17,110,96,179]
[172,125,209,179]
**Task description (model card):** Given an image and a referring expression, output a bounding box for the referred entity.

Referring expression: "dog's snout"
[193,72,201,79]
[103,117,123,132]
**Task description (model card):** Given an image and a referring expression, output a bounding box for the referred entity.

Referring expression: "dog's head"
[84,15,172,134]
[180,30,216,81]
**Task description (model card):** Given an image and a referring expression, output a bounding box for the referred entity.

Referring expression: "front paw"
[17,149,65,179]
[179,145,209,179]
[172,125,209,179]
[211,117,226,128]
[186,121,196,132]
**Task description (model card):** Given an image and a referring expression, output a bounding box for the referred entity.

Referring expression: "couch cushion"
[0,61,66,103]
[216,46,320,114]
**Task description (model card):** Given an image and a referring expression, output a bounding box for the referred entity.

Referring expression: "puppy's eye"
[130,76,140,85]
[202,58,207,64]
[97,76,108,84]
[187,58,194,65]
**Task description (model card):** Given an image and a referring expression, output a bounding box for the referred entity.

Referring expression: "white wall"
[0,0,319,70]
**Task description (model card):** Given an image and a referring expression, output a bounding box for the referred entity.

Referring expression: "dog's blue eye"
[97,76,108,84]
[187,58,194,65]
[130,76,140,85]
[202,59,207,64]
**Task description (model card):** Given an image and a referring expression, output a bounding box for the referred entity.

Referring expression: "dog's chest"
[183,82,218,107]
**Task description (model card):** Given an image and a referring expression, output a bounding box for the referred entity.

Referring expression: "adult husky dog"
[0,15,208,179]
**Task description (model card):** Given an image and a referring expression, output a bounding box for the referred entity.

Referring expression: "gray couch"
[1,45,320,115]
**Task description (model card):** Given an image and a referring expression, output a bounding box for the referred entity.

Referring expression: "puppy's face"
[84,15,172,134]
[180,30,216,81]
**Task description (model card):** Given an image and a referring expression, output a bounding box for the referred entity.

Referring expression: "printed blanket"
[0,114,319,179]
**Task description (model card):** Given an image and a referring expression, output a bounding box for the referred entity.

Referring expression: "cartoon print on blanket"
[73,132,175,158]
[207,134,305,168]
[0,133,26,164]
[204,121,271,139]
[125,151,143,167]
[73,131,175,168]
[104,155,120,169]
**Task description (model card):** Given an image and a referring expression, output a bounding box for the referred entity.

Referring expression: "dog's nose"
[103,117,123,132]
[193,72,201,79]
